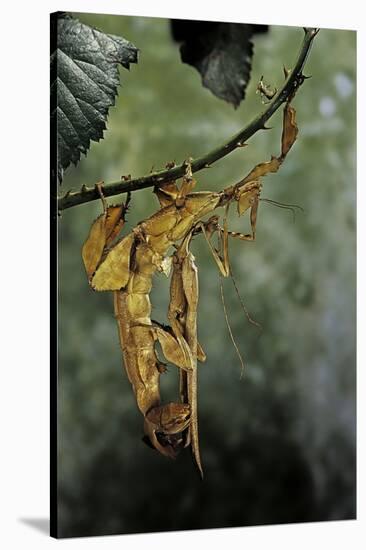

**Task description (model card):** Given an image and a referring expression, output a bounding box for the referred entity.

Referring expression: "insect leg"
[166,230,204,475]
[154,325,193,372]
[181,241,204,477]
[197,220,230,277]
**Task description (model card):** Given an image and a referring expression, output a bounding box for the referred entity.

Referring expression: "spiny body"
[81,100,298,470]
[83,190,226,459]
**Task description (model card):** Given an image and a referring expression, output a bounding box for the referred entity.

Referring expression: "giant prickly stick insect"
[81,99,298,477]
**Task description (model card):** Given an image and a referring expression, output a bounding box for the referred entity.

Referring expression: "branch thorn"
[303,27,320,37]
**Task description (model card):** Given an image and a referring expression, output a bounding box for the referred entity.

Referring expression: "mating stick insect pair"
[81,98,299,478]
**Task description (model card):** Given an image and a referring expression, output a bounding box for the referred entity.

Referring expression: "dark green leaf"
[171,20,268,108]
[51,13,138,183]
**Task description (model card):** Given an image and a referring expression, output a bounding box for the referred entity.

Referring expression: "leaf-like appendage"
[171,20,268,108]
[156,328,193,371]
[281,104,299,157]
[91,233,135,291]
[51,13,138,183]
[104,205,126,244]
[81,212,107,280]
[238,104,299,201]
[155,180,180,207]
[81,204,126,280]
[242,157,282,186]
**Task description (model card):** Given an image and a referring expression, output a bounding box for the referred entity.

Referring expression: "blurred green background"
[57,13,356,538]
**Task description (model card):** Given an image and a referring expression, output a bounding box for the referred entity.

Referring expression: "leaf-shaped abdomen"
[91,232,135,291]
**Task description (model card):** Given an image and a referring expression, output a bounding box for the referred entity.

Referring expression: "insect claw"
[94,181,107,212]
[183,157,194,180]
[94,181,104,198]
[95,181,104,194]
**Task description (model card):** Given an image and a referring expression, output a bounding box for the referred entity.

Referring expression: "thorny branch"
[57,28,318,212]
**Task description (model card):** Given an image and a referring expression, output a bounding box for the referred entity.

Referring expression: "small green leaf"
[51,13,138,183]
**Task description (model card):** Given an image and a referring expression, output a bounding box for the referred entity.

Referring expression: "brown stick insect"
[81,98,299,477]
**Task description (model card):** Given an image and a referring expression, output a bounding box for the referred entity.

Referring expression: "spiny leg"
[181,240,204,477]
[166,233,193,444]
[197,219,230,278]
[210,219,262,331]
[194,191,258,279]
[168,229,204,477]
[196,213,258,377]
[95,181,107,212]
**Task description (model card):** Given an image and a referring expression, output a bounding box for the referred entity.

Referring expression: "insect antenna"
[229,266,262,332]
[260,198,304,223]
[220,276,246,379]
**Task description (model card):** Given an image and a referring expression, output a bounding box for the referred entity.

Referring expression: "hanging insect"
[81,99,298,477]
